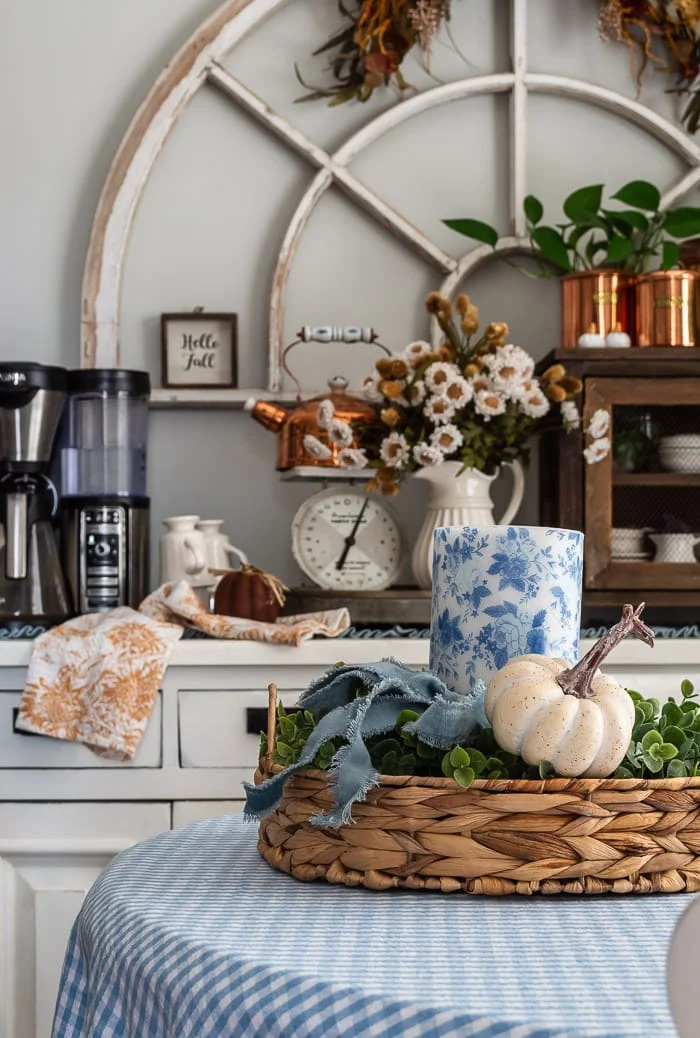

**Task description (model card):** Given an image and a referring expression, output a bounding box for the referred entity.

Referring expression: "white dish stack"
[611,527,652,561]
[659,434,700,474]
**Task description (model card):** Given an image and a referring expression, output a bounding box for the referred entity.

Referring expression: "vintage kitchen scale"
[246,326,431,625]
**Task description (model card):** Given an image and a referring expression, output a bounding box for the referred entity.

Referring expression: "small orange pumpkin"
[213,564,286,623]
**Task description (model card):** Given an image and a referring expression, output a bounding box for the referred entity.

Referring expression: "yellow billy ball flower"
[456,294,470,316]
[380,481,400,497]
[388,358,409,379]
[541,364,566,384]
[544,383,567,403]
[378,379,405,399]
[380,406,402,427]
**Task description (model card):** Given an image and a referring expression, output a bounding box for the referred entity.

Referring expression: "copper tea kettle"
[245,326,389,471]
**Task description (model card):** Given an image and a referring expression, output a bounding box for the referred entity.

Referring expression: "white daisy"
[403,340,432,365]
[442,375,473,409]
[362,374,384,403]
[303,434,332,460]
[337,447,369,469]
[326,420,354,447]
[561,400,581,430]
[413,443,444,466]
[484,344,535,383]
[468,374,493,394]
[587,408,610,440]
[511,378,539,400]
[316,399,335,430]
[424,361,461,395]
[518,389,550,419]
[584,436,611,465]
[380,432,411,468]
[474,389,507,421]
[406,380,427,406]
[430,424,464,454]
[423,395,457,425]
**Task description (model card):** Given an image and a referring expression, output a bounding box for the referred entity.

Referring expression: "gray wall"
[1,0,697,587]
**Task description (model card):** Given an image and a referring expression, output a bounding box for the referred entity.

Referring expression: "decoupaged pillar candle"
[430,525,584,693]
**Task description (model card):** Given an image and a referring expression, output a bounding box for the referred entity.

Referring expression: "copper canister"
[560,271,636,348]
[636,270,697,347]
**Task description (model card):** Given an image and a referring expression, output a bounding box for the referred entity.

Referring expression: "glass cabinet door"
[584,378,700,593]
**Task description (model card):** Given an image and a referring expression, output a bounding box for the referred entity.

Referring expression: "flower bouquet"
[304,293,583,497]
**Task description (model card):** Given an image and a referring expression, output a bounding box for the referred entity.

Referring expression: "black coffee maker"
[0,363,71,623]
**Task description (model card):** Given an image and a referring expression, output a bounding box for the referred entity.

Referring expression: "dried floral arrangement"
[599,0,700,133]
[298,0,700,134]
[302,293,587,496]
[295,0,454,104]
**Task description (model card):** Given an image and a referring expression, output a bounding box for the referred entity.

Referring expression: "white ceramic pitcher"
[411,460,525,588]
[196,520,248,576]
[159,515,210,586]
[649,532,700,564]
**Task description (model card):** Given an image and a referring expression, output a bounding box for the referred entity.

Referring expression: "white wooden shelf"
[279,466,374,481]
[148,387,298,409]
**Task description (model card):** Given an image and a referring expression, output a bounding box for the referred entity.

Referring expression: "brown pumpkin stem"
[556,602,655,699]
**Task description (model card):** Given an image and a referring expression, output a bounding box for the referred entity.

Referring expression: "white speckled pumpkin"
[484,604,655,778]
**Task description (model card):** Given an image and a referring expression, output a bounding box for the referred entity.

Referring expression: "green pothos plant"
[445,181,700,276]
[261,680,700,786]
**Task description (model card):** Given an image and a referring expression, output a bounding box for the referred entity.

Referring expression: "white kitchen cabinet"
[0,801,170,1038]
[178,687,303,769]
[0,691,162,768]
[0,635,698,1038]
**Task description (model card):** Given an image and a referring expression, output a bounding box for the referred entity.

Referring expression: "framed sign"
[160,312,238,388]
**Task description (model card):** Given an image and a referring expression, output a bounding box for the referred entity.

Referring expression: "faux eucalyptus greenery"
[617,680,700,779]
[445,180,700,275]
[259,678,700,793]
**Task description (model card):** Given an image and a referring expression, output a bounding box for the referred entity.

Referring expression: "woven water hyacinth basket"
[255,686,700,896]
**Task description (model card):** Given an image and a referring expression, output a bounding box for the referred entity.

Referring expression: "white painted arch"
[82,0,700,396]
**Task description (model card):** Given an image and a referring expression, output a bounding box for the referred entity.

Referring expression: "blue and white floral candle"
[430,525,584,694]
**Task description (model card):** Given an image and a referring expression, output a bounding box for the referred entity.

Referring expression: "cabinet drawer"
[0,691,162,767]
[179,689,301,768]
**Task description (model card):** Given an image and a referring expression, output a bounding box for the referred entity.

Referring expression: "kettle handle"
[281,327,392,398]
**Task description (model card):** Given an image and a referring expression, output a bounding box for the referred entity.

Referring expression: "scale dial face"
[291,487,403,591]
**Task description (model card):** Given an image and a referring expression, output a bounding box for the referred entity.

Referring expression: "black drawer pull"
[246,707,269,735]
[12,707,43,737]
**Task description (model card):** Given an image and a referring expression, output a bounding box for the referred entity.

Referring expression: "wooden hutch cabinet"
[538,348,700,622]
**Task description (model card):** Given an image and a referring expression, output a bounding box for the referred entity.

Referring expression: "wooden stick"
[267,683,278,757]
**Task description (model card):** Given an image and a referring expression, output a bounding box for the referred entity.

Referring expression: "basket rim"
[258,756,700,793]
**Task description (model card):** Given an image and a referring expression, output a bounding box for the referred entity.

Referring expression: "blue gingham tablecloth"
[52,813,688,1038]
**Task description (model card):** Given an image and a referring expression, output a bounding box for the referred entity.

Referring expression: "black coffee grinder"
[0,363,72,624]
[60,369,151,613]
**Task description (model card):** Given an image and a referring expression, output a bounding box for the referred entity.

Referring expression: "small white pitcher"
[159,515,209,586]
[649,533,700,564]
[196,520,248,577]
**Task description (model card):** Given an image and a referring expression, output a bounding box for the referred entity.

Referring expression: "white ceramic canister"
[159,515,210,586]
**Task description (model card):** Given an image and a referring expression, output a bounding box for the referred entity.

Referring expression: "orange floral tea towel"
[140,581,351,646]
[15,608,183,760]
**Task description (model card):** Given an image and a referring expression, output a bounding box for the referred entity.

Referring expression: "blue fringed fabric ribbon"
[244,658,486,828]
